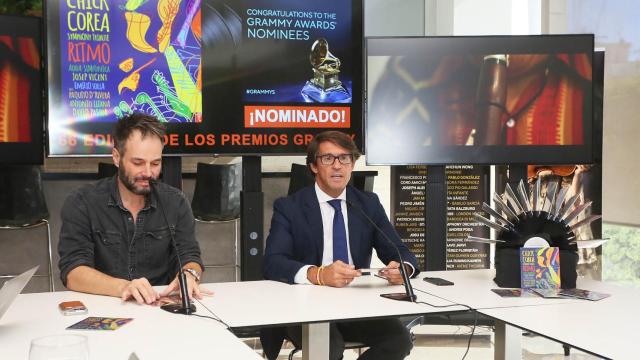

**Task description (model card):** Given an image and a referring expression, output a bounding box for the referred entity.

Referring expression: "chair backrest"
[191,162,242,221]
[287,163,378,195]
[0,165,48,226]
[287,163,315,195]
[97,162,118,179]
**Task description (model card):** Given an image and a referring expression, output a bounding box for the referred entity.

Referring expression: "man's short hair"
[306,131,362,170]
[113,113,166,155]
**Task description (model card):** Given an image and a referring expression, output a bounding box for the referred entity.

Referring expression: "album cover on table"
[67,317,133,331]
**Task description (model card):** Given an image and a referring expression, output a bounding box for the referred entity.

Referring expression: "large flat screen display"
[46,0,363,156]
[366,35,594,165]
[0,15,44,164]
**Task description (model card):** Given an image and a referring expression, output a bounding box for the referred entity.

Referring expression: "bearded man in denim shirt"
[58,113,210,304]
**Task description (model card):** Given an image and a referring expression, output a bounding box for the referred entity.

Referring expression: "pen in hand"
[374,273,388,281]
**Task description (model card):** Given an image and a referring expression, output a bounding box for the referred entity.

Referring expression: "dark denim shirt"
[58,176,203,287]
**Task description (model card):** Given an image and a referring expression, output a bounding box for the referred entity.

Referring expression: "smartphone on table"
[59,301,88,315]
[422,277,454,286]
[358,268,384,276]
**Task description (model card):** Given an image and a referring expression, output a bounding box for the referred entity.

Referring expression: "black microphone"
[346,199,417,302]
[150,179,196,315]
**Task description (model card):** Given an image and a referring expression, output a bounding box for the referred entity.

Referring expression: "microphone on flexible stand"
[346,199,417,302]
[150,179,196,315]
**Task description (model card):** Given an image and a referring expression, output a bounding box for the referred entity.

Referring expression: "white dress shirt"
[294,183,352,284]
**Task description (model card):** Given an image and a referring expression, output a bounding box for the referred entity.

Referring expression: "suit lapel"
[346,187,364,267]
[302,186,324,263]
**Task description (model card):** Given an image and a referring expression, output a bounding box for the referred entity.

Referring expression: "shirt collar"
[314,182,346,204]
[107,175,121,208]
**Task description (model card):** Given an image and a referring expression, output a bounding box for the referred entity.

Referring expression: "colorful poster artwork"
[52,0,202,154]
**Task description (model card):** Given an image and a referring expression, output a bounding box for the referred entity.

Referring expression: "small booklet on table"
[557,288,611,301]
[67,317,133,331]
[491,288,538,298]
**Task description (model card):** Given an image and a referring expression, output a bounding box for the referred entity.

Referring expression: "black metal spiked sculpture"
[467,177,602,288]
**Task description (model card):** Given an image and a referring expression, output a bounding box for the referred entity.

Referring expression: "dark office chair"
[191,162,242,282]
[287,163,378,195]
[287,163,315,195]
[287,340,366,360]
[97,162,118,179]
[191,162,241,221]
[0,165,53,292]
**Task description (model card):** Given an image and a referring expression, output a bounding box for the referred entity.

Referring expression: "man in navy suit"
[262,131,419,360]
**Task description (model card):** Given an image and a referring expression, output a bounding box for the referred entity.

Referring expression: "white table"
[411,269,580,309]
[413,269,639,360]
[5,270,631,360]
[411,269,582,359]
[0,291,262,359]
[479,280,640,360]
[197,275,467,360]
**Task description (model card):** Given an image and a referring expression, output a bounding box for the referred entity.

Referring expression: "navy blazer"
[263,185,419,283]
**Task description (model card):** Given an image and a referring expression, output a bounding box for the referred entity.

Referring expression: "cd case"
[557,288,611,301]
[66,317,133,331]
[531,288,566,299]
[531,288,611,301]
[491,288,538,298]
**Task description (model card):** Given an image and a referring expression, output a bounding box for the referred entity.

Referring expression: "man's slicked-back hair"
[113,112,166,155]
[306,131,361,170]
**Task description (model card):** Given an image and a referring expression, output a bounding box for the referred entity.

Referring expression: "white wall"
[365,0,425,37]
[451,0,541,36]
[453,0,513,35]
[560,0,640,226]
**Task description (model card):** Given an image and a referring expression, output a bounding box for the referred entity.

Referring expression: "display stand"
[425,165,447,270]
[240,156,264,281]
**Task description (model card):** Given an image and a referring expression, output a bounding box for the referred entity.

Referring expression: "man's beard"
[118,162,155,195]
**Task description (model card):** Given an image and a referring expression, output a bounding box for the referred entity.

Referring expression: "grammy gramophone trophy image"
[301,38,352,103]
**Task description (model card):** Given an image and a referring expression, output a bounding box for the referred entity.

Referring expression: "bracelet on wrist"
[318,266,325,286]
[315,266,322,285]
[183,268,201,282]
